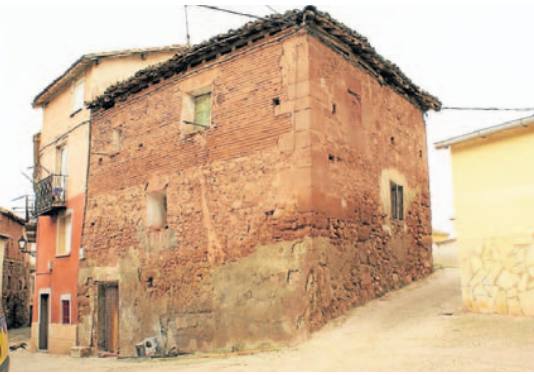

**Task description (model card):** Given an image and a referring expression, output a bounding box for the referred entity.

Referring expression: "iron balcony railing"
[34,174,67,216]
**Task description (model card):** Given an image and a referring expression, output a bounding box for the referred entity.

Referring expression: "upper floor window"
[72,80,85,114]
[180,84,213,137]
[390,181,404,220]
[56,209,73,256]
[193,92,211,128]
[55,144,68,176]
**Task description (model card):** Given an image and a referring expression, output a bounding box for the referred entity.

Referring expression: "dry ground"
[9,266,534,371]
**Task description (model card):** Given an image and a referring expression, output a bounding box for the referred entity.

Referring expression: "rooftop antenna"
[184,5,191,47]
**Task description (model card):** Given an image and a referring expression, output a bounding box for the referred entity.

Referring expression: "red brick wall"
[300,37,432,329]
[81,30,313,356]
[80,30,432,356]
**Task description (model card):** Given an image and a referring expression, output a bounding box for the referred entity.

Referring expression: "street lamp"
[17,235,27,252]
[18,235,30,254]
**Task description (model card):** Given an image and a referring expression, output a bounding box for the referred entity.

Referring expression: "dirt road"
[10,267,534,371]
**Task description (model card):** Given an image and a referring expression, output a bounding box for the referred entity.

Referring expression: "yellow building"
[31,45,184,354]
[436,115,534,316]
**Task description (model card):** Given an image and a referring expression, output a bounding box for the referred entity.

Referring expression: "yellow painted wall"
[450,126,534,315]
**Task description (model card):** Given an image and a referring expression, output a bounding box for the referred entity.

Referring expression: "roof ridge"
[89,6,440,112]
[435,114,534,149]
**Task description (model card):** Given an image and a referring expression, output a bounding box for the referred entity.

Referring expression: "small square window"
[390,181,404,220]
[146,191,167,229]
[193,92,211,127]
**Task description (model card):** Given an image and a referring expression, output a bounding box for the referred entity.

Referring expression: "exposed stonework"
[80,16,435,357]
[461,235,534,315]
[0,208,31,328]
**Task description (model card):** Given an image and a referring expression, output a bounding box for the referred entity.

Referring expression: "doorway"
[38,294,49,350]
[98,283,119,354]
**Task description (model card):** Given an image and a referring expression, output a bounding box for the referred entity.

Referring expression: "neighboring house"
[436,115,534,315]
[31,44,185,354]
[0,208,30,328]
[80,6,440,357]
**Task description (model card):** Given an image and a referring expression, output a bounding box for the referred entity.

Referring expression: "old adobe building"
[81,7,440,356]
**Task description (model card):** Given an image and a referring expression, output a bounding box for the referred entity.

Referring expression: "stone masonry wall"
[80,30,314,356]
[0,213,30,328]
[460,235,534,315]
[292,36,433,329]
[80,30,432,357]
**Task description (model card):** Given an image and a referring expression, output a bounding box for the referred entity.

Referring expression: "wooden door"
[98,284,119,353]
[38,294,49,350]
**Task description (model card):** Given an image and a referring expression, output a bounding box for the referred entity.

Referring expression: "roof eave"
[89,7,440,113]
[32,45,186,108]
[434,115,534,149]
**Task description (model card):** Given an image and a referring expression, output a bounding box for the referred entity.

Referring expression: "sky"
[1,0,534,233]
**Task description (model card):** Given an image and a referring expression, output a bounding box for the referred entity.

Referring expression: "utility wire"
[188,5,534,115]
[196,5,267,21]
[195,5,292,25]
[442,106,534,111]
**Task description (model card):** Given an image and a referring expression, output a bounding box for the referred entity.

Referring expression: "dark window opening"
[332,103,336,114]
[390,181,404,220]
[272,97,280,106]
[62,299,71,324]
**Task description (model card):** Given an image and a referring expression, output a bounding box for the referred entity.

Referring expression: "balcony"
[34,174,67,216]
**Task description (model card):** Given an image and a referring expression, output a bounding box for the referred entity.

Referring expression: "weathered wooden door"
[98,284,119,353]
[38,294,49,350]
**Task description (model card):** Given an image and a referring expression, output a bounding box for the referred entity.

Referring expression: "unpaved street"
[10,267,534,371]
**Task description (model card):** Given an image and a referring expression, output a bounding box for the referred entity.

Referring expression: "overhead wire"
[441,106,534,111]
[189,5,534,115]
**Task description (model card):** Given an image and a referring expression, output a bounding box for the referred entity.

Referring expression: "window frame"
[56,209,73,257]
[192,92,212,128]
[72,80,85,114]
[181,86,213,136]
[390,181,404,221]
[60,294,71,325]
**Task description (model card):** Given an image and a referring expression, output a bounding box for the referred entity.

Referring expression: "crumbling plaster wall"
[80,31,315,356]
[299,36,433,329]
[80,30,433,357]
